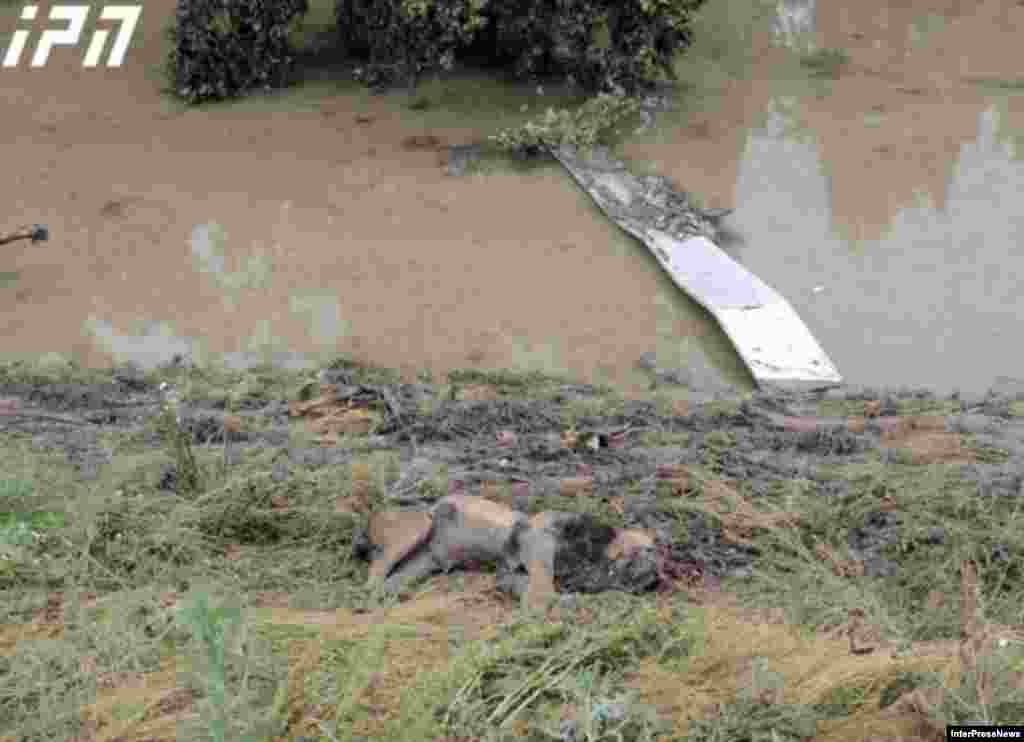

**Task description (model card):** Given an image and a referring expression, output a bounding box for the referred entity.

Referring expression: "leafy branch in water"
[490,93,641,156]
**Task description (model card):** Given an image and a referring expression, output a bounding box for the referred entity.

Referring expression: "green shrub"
[337,0,489,89]
[336,0,706,94]
[486,0,705,92]
[166,0,310,103]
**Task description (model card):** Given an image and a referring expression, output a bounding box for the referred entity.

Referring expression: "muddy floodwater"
[623,0,1024,395]
[1,0,1021,395]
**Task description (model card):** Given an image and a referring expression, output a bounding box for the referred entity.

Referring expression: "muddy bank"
[6,357,1024,740]
[4,359,1024,601]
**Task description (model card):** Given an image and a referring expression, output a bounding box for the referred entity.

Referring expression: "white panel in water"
[551,144,842,389]
[644,232,842,388]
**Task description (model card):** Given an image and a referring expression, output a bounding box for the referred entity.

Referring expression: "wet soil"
[5,361,1024,595]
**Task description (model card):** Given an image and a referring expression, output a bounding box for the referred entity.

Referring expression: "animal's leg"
[365,510,434,585]
[516,520,560,610]
[379,547,441,595]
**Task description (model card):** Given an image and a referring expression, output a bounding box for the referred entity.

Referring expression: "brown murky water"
[1,0,1021,394]
[622,0,1024,394]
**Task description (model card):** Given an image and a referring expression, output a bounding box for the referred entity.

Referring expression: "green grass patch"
[447,366,587,398]
[558,393,629,427]
[964,77,1024,91]
[4,350,1024,738]
[636,430,691,447]
[815,396,961,418]
[730,454,1024,643]
[799,48,850,79]
[0,356,112,387]
[687,697,818,741]
[413,593,687,741]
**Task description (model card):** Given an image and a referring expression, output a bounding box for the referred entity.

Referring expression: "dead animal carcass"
[354,494,659,608]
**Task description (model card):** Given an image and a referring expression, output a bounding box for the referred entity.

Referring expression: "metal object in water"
[0,224,49,247]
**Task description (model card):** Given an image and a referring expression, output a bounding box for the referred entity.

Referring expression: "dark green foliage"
[166,0,310,103]
[486,0,705,92]
[335,0,706,94]
[337,0,489,89]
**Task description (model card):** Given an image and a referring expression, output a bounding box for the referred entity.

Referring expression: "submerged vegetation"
[799,47,850,79]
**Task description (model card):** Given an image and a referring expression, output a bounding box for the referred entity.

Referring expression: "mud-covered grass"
[964,77,1024,92]
[814,395,962,419]
[3,357,1024,740]
[733,456,1024,638]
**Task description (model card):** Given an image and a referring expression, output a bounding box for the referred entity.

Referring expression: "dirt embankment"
[5,358,1024,740]
[4,360,1024,590]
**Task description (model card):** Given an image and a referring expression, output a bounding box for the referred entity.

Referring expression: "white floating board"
[551,146,842,390]
[643,232,842,388]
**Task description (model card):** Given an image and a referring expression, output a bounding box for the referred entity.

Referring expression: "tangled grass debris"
[3,357,1024,740]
